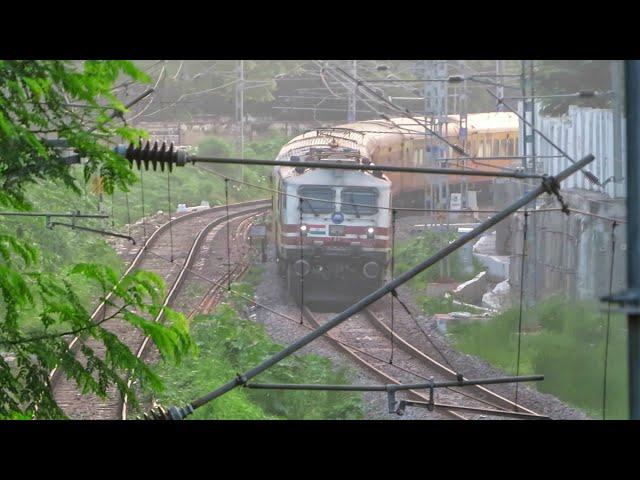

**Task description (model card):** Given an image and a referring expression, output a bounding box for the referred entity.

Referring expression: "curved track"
[50,199,269,419]
[302,305,546,420]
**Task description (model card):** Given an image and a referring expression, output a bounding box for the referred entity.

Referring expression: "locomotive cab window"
[341,188,378,216]
[298,186,334,214]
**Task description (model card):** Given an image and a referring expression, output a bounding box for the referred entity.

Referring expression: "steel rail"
[48,198,269,386]
[120,207,267,419]
[156,154,594,420]
[195,216,257,315]
[362,309,541,415]
[302,307,545,419]
[299,307,467,420]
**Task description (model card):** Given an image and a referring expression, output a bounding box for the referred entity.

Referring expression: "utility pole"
[611,60,624,198]
[235,60,245,182]
[348,60,357,123]
[624,60,640,419]
[521,60,538,308]
[496,60,505,111]
[423,60,451,279]
[459,62,469,211]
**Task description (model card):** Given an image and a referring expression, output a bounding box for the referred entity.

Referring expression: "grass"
[151,267,364,420]
[395,230,629,419]
[448,294,629,419]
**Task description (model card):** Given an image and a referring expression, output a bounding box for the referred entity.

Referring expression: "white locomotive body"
[273,144,392,305]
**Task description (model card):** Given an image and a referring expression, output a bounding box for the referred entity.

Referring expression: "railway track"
[301,304,547,420]
[50,199,269,419]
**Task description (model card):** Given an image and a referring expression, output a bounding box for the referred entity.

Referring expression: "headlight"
[300,224,308,236]
[367,227,375,239]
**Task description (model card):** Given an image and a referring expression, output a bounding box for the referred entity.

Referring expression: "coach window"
[298,186,334,214]
[341,188,379,216]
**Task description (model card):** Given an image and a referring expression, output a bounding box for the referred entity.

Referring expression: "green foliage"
[153,281,363,420]
[0,259,196,418]
[449,294,629,419]
[0,60,196,419]
[0,60,148,208]
[394,230,482,290]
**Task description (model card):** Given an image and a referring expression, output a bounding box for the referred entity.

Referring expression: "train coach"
[273,112,519,305]
[279,113,520,208]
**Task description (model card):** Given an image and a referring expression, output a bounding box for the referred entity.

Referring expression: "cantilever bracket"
[388,378,436,416]
[47,221,136,244]
[600,288,640,314]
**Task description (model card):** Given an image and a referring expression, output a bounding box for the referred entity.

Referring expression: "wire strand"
[124,190,132,238]
[225,179,231,291]
[602,221,617,419]
[514,211,529,410]
[194,164,626,223]
[299,206,304,324]
[392,290,460,375]
[390,209,397,364]
[167,169,174,262]
[139,168,147,244]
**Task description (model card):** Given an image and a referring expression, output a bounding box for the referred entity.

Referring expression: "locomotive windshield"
[298,186,335,213]
[341,188,378,215]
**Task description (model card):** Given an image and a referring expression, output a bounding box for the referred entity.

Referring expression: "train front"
[275,148,392,306]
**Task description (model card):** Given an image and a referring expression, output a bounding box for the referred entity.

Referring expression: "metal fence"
[519,104,626,198]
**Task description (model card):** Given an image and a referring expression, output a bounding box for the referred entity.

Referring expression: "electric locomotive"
[273,144,392,305]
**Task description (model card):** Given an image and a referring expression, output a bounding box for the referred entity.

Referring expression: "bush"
[449,294,629,418]
[153,283,363,420]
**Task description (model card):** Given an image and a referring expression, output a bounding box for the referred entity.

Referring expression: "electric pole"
[521,60,538,308]
[496,59,505,111]
[624,59,640,419]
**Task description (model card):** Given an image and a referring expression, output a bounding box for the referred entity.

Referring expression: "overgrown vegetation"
[395,230,483,287]
[449,294,628,419]
[153,277,363,420]
[0,60,197,419]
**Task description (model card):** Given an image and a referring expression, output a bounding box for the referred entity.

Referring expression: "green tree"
[0,60,196,419]
[534,60,614,116]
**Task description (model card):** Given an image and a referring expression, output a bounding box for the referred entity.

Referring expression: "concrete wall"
[506,190,626,301]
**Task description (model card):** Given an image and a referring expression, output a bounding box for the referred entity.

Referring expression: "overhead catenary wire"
[126,65,167,122]
[124,190,132,238]
[194,163,627,223]
[167,168,174,262]
[392,290,462,377]
[139,167,147,244]
[225,179,231,291]
[299,206,304,324]
[142,247,517,413]
[390,209,397,364]
[486,89,601,186]
[514,211,529,410]
[148,154,595,420]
